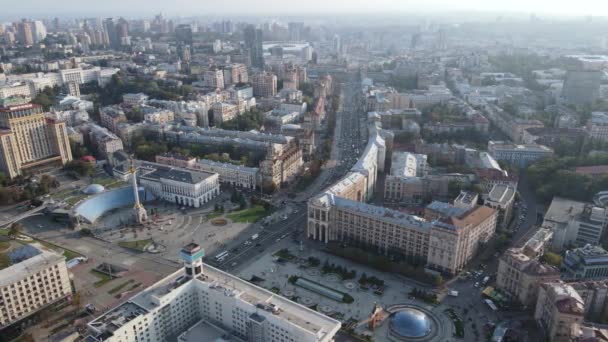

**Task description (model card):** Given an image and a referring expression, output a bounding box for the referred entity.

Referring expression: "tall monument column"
[130,164,147,224]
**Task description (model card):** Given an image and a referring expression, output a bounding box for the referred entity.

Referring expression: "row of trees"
[0,175,58,205]
[527,155,608,203]
[220,109,266,131]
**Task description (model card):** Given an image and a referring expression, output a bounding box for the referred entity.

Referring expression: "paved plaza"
[237,244,456,341]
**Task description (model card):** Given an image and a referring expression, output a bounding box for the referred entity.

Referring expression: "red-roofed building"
[575,165,608,177]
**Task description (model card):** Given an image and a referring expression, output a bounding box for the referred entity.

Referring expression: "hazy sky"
[3,0,608,17]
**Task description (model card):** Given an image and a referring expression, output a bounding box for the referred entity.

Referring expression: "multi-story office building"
[244,25,264,68]
[86,243,341,342]
[223,63,249,85]
[155,153,259,190]
[391,152,428,177]
[497,248,560,307]
[454,191,479,210]
[309,119,495,275]
[132,162,220,208]
[212,102,239,125]
[535,282,585,342]
[0,243,72,329]
[260,143,303,188]
[562,245,608,281]
[542,197,608,251]
[426,205,497,275]
[586,112,608,142]
[0,103,72,179]
[193,159,258,189]
[155,153,196,169]
[488,140,554,168]
[252,72,278,98]
[203,69,225,89]
[383,175,450,205]
[0,83,32,100]
[484,184,516,229]
[562,55,608,106]
[87,124,124,158]
[122,93,149,107]
[99,106,127,133]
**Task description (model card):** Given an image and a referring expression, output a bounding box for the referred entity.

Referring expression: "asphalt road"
[216,82,367,272]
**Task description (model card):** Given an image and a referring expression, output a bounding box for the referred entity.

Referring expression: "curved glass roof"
[389,308,432,338]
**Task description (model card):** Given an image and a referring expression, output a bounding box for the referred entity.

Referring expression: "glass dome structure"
[83,184,105,195]
[389,308,432,338]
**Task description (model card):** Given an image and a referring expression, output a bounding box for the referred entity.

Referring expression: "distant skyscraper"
[103,18,119,49]
[244,25,264,68]
[16,20,34,46]
[562,55,608,106]
[410,33,421,50]
[175,24,193,44]
[288,22,304,41]
[116,18,129,46]
[32,20,46,43]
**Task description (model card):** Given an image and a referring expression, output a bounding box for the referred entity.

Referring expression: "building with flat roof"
[0,243,72,329]
[488,140,554,168]
[86,243,341,342]
[391,152,428,178]
[485,184,516,229]
[563,245,608,281]
[454,191,479,210]
[542,197,608,251]
[587,112,608,142]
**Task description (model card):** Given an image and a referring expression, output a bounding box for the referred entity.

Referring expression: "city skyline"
[1,0,608,18]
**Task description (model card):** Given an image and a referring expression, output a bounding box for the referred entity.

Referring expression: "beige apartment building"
[252,72,278,98]
[212,102,239,125]
[497,248,560,307]
[535,282,585,342]
[0,103,72,179]
[0,243,72,329]
[426,205,498,274]
[308,197,497,275]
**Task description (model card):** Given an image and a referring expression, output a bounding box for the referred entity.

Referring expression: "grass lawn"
[108,279,135,295]
[29,238,83,260]
[207,211,224,220]
[226,206,269,223]
[118,239,153,252]
[0,240,10,252]
[52,188,76,200]
[91,270,114,288]
[0,253,11,270]
[65,194,88,206]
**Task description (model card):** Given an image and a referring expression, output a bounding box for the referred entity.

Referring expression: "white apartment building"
[203,69,225,89]
[484,184,516,229]
[542,197,608,251]
[0,82,32,99]
[86,243,341,342]
[123,93,149,106]
[136,162,220,208]
[390,152,428,177]
[194,159,259,189]
[488,140,554,168]
[0,244,72,329]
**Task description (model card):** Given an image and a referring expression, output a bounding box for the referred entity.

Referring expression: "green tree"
[542,252,563,267]
[8,222,23,239]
